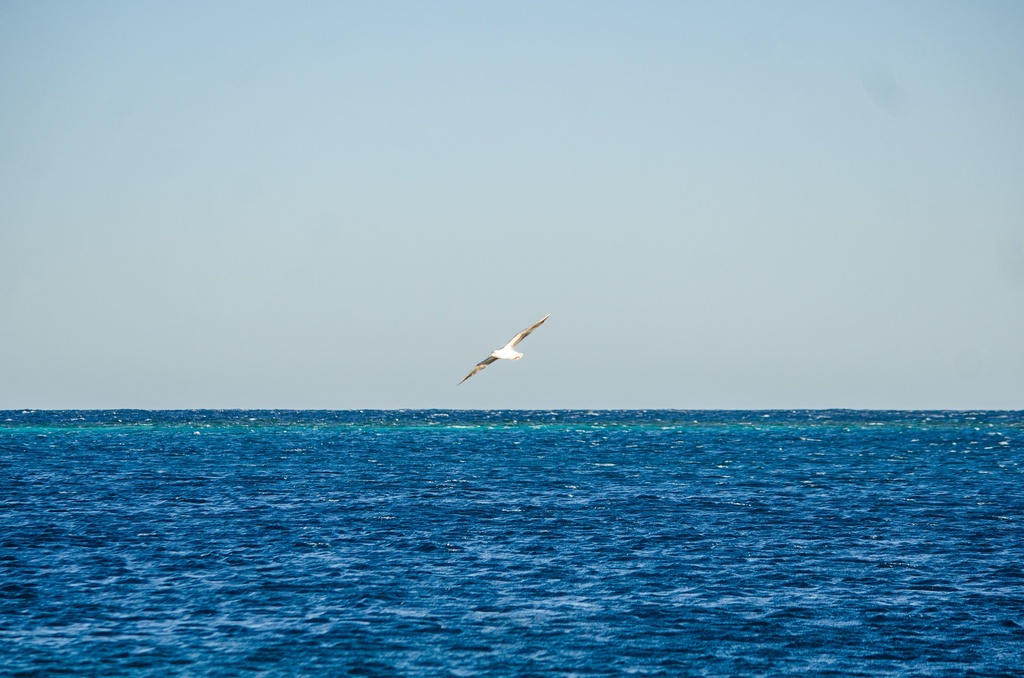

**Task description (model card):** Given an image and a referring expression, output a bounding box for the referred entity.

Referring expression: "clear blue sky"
[2,1,1022,409]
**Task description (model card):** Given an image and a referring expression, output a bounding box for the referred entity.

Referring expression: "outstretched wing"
[459,356,499,384]
[505,313,551,349]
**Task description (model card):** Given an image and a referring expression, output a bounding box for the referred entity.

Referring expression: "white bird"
[459,314,551,384]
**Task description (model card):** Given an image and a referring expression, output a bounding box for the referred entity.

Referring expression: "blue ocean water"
[1,410,1022,676]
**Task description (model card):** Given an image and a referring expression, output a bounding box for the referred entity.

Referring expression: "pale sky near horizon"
[1,1,1022,410]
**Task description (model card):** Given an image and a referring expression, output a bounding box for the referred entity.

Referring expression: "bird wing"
[505,313,551,349]
[459,356,499,384]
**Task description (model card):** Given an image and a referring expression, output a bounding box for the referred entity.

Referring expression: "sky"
[1,1,1022,410]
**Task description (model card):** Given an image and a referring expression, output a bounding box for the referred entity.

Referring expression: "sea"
[1,409,1022,676]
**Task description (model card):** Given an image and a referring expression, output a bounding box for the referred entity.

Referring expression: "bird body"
[490,345,523,361]
[459,314,550,384]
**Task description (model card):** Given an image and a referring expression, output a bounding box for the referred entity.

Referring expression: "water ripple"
[1,410,1022,675]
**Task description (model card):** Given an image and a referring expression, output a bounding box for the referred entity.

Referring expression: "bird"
[459,314,551,384]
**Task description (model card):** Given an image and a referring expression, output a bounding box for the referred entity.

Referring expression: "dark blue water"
[2,410,1022,676]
